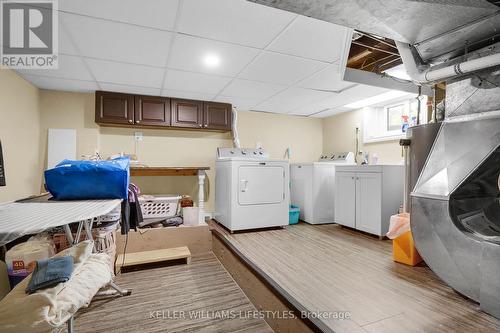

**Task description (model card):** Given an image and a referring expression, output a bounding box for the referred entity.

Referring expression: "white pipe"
[231,107,240,148]
[396,41,500,84]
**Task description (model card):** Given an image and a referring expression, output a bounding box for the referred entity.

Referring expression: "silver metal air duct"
[411,111,500,318]
[397,41,500,84]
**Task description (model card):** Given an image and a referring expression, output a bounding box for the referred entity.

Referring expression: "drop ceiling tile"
[178,0,295,48]
[298,64,355,92]
[59,26,78,55]
[22,75,98,92]
[16,54,93,81]
[86,59,164,88]
[291,84,390,116]
[288,104,329,116]
[161,89,215,101]
[255,87,331,114]
[239,51,327,85]
[60,0,179,31]
[220,79,286,100]
[168,34,259,77]
[268,16,351,63]
[163,69,231,95]
[98,83,161,97]
[310,108,351,118]
[61,13,172,66]
[214,95,260,110]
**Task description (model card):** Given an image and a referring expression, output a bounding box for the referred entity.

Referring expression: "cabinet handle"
[199,124,202,127]
[351,177,354,179]
[128,119,133,124]
[204,124,208,128]
[136,120,140,124]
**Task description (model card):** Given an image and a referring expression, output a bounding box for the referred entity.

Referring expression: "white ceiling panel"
[61,13,172,67]
[239,51,327,85]
[310,107,352,118]
[298,64,355,92]
[169,34,259,77]
[254,87,331,114]
[86,59,164,88]
[163,69,232,95]
[59,0,179,31]
[22,75,98,92]
[220,79,286,100]
[161,89,215,102]
[59,25,78,55]
[17,54,94,81]
[98,83,161,97]
[178,0,295,48]
[214,95,260,110]
[292,84,390,117]
[268,16,351,63]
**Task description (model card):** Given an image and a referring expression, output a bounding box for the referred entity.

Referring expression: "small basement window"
[386,103,406,131]
[364,94,427,143]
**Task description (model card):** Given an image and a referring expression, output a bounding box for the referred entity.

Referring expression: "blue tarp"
[44,157,130,200]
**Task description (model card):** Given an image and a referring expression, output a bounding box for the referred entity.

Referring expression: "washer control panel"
[217,147,269,159]
[319,152,355,163]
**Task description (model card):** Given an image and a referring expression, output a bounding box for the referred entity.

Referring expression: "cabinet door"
[134,95,170,127]
[95,91,134,125]
[203,102,232,131]
[334,172,356,228]
[356,172,382,235]
[171,99,203,129]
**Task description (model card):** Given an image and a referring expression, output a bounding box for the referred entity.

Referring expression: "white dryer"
[291,152,355,224]
[215,148,289,231]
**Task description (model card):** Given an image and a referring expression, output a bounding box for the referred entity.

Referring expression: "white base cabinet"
[334,165,404,237]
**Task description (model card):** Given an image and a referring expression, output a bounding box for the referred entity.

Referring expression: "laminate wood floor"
[210,221,500,333]
[66,253,272,333]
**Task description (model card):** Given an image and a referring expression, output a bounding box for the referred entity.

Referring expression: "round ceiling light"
[203,53,221,68]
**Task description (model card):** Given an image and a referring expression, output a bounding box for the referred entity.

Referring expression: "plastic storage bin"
[393,230,423,266]
[289,205,300,225]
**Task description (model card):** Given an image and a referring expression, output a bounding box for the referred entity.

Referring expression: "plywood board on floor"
[116,246,191,271]
[209,221,500,333]
[64,253,272,333]
[116,223,211,255]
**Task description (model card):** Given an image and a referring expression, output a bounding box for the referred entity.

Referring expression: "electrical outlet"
[134,132,143,141]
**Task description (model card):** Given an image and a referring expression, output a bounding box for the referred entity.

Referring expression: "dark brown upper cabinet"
[95,91,134,125]
[203,102,232,130]
[171,98,203,129]
[95,91,232,132]
[134,95,170,127]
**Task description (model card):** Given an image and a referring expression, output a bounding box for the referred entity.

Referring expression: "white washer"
[215,148,289,231]
[291,152,355,224]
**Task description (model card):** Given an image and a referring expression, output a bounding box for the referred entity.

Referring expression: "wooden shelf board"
[116,246,191,270]
[130,166,210,177]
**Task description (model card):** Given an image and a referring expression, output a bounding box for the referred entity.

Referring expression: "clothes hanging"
[120,184,143,234]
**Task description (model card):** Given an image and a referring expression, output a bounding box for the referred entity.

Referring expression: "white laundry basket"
[139,195,181,219]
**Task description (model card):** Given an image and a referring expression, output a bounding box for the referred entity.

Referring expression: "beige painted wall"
[0,68,41,202]
[39,91,323,211]
[323,109,403,165]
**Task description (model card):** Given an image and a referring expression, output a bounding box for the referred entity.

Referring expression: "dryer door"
[238,165,285,205]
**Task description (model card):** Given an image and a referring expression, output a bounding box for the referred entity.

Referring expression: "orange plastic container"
[393,230,423,266]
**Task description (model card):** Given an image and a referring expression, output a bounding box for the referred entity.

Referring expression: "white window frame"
[363,95,427,143]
